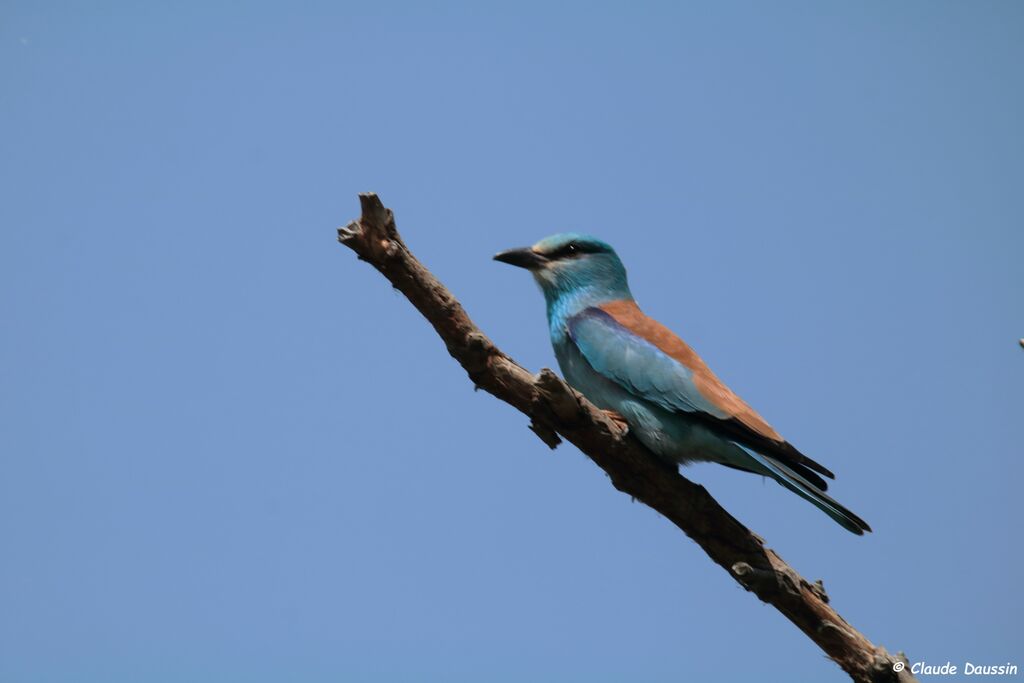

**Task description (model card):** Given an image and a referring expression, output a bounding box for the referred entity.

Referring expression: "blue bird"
[495,234,870,534]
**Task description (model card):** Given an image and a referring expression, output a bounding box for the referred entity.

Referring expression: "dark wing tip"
[782,442,835,480]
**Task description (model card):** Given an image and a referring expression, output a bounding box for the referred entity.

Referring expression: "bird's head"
[494,233,632,306]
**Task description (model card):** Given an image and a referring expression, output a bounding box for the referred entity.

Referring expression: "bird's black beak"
[493,247,547,270]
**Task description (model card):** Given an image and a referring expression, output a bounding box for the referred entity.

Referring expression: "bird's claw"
[602,409,629,434]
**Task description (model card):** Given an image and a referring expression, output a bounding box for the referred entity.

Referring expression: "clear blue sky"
[2,2,1022,682]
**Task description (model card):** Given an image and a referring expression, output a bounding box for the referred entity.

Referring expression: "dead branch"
[337,193,916,683]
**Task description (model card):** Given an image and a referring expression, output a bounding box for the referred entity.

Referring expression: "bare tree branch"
[337,193,917,683]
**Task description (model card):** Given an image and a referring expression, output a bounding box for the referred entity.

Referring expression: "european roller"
[495,234,870,535]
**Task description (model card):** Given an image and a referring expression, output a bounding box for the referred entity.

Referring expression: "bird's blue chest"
[551,332,604,402]
[547,311,616,410]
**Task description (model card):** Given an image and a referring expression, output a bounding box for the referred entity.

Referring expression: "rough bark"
[337,193,917,683]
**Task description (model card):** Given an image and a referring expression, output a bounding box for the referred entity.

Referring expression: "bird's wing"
[566,300,835,483]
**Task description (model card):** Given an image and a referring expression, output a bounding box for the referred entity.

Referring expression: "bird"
[494,233,870,535]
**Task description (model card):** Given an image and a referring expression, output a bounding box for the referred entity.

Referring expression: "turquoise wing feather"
[565,307,727,418]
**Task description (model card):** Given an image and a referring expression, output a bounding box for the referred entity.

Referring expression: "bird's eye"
[550,241,591,260]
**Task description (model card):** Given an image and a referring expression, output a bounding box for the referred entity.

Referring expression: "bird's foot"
[602,409,630,434]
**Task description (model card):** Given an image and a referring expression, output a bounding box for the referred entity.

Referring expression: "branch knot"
[533,369,585,425]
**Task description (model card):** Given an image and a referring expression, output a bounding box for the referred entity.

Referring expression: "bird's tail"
[736,444,872,535]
